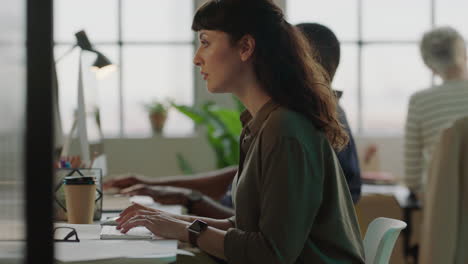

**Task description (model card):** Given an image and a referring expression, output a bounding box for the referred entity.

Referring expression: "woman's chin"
[206,84,226,94]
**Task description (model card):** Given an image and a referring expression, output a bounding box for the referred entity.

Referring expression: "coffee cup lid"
[63,176,95,185]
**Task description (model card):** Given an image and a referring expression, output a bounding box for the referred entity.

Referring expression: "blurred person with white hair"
[404,26,468,195]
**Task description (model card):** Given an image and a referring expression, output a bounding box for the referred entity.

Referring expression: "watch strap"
[188,228,200,247]
[187,220,208,247]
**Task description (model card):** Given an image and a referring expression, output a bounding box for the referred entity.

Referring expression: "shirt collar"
[239,99,280,136]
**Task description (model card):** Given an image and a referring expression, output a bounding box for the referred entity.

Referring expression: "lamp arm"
[55,44,78,63]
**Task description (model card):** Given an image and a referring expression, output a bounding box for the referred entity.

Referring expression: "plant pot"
[149,112,167,134]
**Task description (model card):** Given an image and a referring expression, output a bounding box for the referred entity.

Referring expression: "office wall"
[355,135,405,180]
[103,136,216,177]
[103,135,405,180]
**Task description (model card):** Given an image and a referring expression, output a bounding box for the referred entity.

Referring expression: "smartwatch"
[187,219,208,247]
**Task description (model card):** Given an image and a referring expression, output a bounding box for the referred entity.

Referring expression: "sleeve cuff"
[224,228,245,263]
[227,216,236,227]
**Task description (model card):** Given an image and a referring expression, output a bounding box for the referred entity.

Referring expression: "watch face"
[190,220,207,232]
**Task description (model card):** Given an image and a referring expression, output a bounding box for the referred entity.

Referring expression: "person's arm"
[152,166,237,200]
[190,195,235,219]
[336,105,362,204]
[119,185,235,219]
[104,165,237,200]
[116,203,232,259]
[171,213,234,231]
[404,95,423,193]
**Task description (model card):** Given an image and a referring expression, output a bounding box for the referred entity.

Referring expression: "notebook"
[100,225,163,240]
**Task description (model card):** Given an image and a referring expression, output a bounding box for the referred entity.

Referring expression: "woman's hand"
[116,203,189,241]
[120,185,192,206]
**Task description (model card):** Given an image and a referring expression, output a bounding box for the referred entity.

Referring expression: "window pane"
[362,45,431,134]
[54,0,118,42]
[94,46,120,138]
[435,0,468,39]
[287,0,358,41]
[123,0,194,42]
[55,46,119,140]
[333,45,358,132]
[0,0,25,255]
[123,46,194,137]
[363,0,430,41]
[0,46,25,252]
[0,1,25,43]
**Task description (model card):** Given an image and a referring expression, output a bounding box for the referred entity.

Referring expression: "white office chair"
[363,217,407,264]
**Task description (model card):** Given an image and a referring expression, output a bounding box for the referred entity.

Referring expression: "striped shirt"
[404,79,468,191]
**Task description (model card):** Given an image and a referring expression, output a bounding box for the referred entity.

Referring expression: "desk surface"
[54,195,183,263]
[362,184,422,209]
[54,223,178,264]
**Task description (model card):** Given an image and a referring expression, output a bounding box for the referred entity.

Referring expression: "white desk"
[54,195,184,264]
[54,223,178,264]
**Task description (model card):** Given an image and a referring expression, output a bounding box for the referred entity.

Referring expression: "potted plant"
[172,97,245,173]
[144,99,170,134]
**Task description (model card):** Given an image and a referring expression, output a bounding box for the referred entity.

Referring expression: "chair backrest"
[419,116,468,264]
[363,217,407,264]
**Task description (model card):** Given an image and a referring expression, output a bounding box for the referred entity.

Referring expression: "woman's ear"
[238,34,256,62]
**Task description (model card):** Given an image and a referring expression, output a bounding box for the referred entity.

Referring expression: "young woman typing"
[116,1,365,263]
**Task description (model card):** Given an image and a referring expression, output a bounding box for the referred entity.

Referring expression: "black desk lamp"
[56,30,115,165]
[56,30,116,79]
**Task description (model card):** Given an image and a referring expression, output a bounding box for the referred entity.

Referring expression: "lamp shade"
[91,51,117,79]
[92,52,112,69]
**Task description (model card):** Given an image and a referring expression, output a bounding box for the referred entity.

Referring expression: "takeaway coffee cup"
[64,176,96,224]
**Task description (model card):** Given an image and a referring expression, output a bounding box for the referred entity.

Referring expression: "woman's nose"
[193,50,203,66]
[193,56,201,66]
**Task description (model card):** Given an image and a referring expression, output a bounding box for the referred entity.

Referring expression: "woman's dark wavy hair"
[192,0,348,150]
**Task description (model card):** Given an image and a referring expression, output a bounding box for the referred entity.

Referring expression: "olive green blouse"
[224,100,365,264]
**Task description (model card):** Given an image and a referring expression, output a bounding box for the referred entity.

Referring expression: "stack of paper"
[55,240,177,263]
[100,225,163,240]
[53,223,178,263]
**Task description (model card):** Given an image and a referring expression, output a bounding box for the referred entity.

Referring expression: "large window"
[1,0,26,259]
[54,0,195,138]
[287,0,468,135]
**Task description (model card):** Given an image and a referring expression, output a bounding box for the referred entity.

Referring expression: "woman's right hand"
[103,173,150,190]
[115,203,190,241]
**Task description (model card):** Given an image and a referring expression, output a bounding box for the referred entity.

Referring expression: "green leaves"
[175,153,195,175]
[143,99,170,114]
[172,101,243,171]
